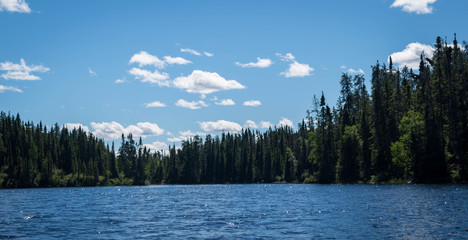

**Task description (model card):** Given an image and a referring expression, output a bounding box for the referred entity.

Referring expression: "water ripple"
[0,184,467,239]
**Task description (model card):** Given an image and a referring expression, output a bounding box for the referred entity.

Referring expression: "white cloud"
[175,99,208,110]
[89,67,97,77]
[0,59,49,80]
[167,130,206,142]
[390,42,434,70]
[260,121,273,129]
[340,65,347,70]
[63,123,90,133]
[129,51,165,68]
[391,0,436,14]
[0,59,48,72]
[278,117,294,128]
[0,85,22,93]
[281,61,314,78]
[348,68,365,74]
[276,53,313,78]
[90,121,164,140]
[128,67,170,86]
[259,118,294,129]
[0,0,31,13]
[144,101,166,108]
[199,120,243,132]
[129,51,193,69]
[114,78,126,83]
[204,52,214,57]
[143,141,168,153]
[180,48,201,56]
[235,57,273,68]
[215,99,235,106]
[243,100,262,107]
[244,120,258,129]
[163,56,192,65]
[1,71,39,80]
[276,53,296,62]
[173,70,246,95]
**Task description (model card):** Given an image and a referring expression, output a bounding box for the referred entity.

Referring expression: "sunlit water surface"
[1,184,467,239]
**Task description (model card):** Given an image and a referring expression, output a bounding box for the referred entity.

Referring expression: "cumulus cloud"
[90,121,164,140]
[167,130,206,142]
[199,120,243,132]
[243,100,262,107]
[163,56,192,65]
[143,141,168,153]
[180,48,201,56]
[175,99,208,110]
[88,67,97,77]
[0,85,22,93]
[281,61,314,78]
[276,53,313,78]
[0,59,49,80]
[173,70,246,95]
[389,42,434,69]
[391,0,436,14]
[204,52,214,57]
[63,123,90,133]
[260,121,273,129]
[129,51,165,68]
[144,101,166,108]
[128,67,170,86]
[235,57,273,68]
[244,120,258,129]
[0,0,31,13]
[215,99,235,106]
[348,68,365,74]
[278,117,294,128]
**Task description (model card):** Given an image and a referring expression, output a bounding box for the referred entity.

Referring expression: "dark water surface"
[1,184,467,239]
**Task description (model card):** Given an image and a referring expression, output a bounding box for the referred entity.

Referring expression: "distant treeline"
[0,35,467,188]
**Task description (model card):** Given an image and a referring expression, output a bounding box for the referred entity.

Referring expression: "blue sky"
[1,0,467,151]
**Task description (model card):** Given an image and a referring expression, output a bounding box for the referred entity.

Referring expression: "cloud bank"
[199,120,243,132]
[90,121,164,140]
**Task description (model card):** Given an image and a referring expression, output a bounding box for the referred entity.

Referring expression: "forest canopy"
[1,35,467,188]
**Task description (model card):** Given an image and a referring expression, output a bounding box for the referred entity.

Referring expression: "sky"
[1,0,467,152]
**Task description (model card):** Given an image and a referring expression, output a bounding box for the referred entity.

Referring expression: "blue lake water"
[1,184,467,239]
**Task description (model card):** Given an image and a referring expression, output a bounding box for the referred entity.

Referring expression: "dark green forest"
[1,36,467,188]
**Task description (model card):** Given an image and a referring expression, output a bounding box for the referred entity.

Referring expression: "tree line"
[0,35,467,188]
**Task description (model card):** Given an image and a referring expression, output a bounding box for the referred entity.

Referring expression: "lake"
[1,184,467,239]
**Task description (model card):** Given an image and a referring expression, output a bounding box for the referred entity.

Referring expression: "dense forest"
[1,35,467,188]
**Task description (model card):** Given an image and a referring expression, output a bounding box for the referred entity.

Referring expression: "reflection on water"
[1,184,467,239]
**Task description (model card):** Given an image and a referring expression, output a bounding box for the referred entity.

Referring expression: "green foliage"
[336,125,362,183]
[391,110,424,181]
